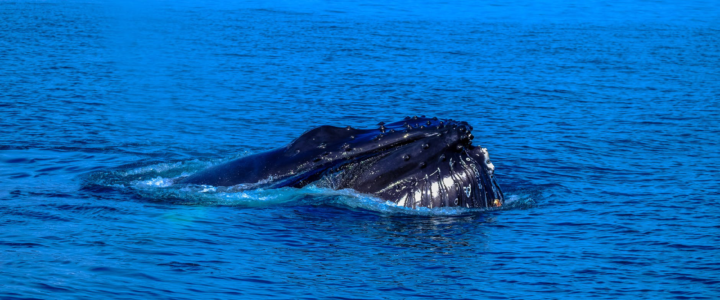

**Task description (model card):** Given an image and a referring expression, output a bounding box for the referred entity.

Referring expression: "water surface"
[1,0,719,298]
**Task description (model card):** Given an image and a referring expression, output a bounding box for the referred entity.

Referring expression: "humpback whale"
[180,116,504,209]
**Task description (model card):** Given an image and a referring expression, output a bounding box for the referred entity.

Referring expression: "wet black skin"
[179,116,504,209]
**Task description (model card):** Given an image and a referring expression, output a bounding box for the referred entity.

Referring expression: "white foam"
[134,176,174,187]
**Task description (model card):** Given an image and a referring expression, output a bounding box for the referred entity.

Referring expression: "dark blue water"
[2,0,720,298]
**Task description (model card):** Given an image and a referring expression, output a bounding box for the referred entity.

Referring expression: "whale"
[179,116,504,209]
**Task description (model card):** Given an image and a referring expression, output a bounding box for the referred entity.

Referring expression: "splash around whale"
[179,116,504,209]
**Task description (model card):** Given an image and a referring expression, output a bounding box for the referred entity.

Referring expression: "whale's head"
[285,116,504,209]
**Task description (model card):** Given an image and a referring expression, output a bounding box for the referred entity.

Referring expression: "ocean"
[1,0,719,298]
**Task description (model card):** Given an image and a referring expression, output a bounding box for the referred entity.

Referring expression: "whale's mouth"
[83,155,531,215]
[82,147,508,213]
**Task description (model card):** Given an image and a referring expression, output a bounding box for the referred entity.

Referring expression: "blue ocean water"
[2,0,720,298]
